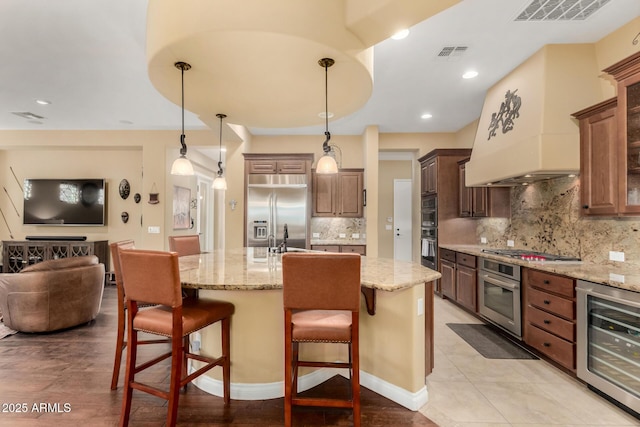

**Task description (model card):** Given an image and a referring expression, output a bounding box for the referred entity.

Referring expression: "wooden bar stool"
[118,249,234,426]
[110,240,170,390]
[168,235,202,257]
[282,252,361,427]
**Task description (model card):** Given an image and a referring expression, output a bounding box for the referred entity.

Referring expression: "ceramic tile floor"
[419,296,640,427]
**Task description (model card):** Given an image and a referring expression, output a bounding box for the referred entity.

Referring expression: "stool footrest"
[291,397,355,409]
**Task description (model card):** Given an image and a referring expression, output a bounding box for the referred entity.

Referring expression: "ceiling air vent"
[12,112,45,120]
[436,46,468,61]
[516,0,611,21]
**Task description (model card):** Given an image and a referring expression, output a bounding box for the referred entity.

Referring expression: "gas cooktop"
[481,248,581,262]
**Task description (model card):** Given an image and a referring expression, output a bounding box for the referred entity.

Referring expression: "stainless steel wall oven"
[478,257,522,338]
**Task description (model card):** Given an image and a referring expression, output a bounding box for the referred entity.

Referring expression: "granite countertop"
[310,239,367,246]
[179,247,439,292]
[440,244,640,293]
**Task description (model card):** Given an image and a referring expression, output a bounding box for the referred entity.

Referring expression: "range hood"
[465,44,603,187]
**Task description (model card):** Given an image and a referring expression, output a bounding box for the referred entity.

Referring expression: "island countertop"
[179,247,441,292]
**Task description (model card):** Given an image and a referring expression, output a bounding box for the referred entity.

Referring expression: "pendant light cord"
[216,113,227,176]
[175,61,191,156]
[319,58,334,153]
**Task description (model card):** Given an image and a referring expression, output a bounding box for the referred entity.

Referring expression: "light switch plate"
[312,233,320,238]
[148,226,160,234]
[339,233,346,238]
[352,233,360,239]
[507,240,514,247]
[480,237,487,244]
[609,272,625,283]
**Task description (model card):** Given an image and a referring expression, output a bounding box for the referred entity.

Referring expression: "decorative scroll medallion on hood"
[488,89,522,140]
[466,44,603,187]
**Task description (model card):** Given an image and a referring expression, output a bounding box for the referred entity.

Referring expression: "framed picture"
[173,186,191,230]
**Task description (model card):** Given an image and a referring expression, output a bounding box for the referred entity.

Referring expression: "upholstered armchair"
[0,255,105,332]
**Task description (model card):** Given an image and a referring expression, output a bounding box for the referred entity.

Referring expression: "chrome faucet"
[267,234,276,251]
[279,223,289,252]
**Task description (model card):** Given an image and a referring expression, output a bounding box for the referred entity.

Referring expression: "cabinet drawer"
[341,245,366,255]
[528,287,574,320]
[440,248,456,263]
[527,305,575,342]
[311,245,340,253]
[456,252,476,268]
[527,269,574,298]
[526,323,575,370]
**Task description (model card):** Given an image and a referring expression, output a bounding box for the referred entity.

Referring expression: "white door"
[196,177,214,251]
[394,179,412,261]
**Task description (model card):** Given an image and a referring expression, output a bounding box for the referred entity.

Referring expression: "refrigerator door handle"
[273,192,278,243]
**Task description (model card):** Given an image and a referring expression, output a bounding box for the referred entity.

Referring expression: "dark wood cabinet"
[455,252,477,312]
[439,248,456,300]
[421,157,437,196]
[574,51,640,217]
[523,268,576,371]
[2,240,109,273]
[311,244,366,255]
[312,169,364,218]
[246,158,308,174]
[458,159,510,218]
[439,248,476,312]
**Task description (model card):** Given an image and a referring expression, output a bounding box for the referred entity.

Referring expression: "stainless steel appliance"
[420,196,437,269]
[246,174,308,250]
[478,257,522,338]
[577,280,640,415]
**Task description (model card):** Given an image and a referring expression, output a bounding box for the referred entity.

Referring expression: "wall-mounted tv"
[23,178,107,226]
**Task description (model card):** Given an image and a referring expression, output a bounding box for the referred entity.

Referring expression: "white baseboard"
[190,366,428,411]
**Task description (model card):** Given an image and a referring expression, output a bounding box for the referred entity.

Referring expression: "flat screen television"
[23,178,107,226]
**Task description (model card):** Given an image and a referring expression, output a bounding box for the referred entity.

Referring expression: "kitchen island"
[178,247,440,411]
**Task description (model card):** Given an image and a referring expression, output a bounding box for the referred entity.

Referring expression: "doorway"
[394,179,412,261]
[196,176,214,251]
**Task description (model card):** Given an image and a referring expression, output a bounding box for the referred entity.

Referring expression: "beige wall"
[594,17,640,99]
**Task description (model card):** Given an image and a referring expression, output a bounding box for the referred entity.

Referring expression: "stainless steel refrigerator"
[245,174,308,249]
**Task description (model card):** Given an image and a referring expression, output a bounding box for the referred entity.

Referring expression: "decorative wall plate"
[121,212,129,223]
[119,179,131,199]
[133,193,141,203]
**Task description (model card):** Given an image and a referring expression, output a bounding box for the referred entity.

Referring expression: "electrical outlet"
[352,233,360,239]
[339,233,346,238]
[609,251,625,262]
[480,237,487,244]
[417,298,424,316]
[148,226,160,234]
[609,273,625,283]
[312,233,320,238]
[507,240,514,247]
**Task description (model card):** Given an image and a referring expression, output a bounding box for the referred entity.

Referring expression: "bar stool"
[118,249,234,426]
[282,252,361,427]
[109,240,169,390]
[168,235,202,256]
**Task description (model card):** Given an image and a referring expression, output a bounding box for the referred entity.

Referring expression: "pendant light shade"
[212,113,227,190]
[171,61,195,176]
[317,58,338,175]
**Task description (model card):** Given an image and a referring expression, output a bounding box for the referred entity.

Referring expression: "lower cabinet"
[311,244,366,255]
[2,240,109,273]
[523,268,576,371]
[439,248,477,312]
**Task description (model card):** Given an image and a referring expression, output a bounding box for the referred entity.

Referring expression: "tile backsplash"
[476,176,640,267]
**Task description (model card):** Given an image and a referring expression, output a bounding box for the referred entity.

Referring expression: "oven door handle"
[480,273,518,290]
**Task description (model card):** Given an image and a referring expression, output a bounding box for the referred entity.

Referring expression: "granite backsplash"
[476,176,640,267]
[310,217,366,243]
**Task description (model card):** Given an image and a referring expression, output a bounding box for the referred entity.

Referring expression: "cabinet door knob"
[543,280,550,285]
[583,205,589,209]
[543,319,551,324]
[543,342,551,347]
[543,300,551,305]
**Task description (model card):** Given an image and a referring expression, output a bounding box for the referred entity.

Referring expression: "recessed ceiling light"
[391,29,410,40]
[318,112,334,119]
[462,70,478,79]
[35,99,51,105]
[421,113,433,119]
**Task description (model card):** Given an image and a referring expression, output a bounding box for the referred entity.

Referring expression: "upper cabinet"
[312,169,364,217]
[458,158,510,218]
[421,156,438,196]
[574,51,640,216]
[244,154,311,174]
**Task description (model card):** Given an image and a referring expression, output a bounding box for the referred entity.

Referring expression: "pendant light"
[316,58,339,174]
[212,113,228,190]
[170,61,195,176]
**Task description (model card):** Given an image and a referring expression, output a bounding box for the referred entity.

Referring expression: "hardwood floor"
[0,286,437,426]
